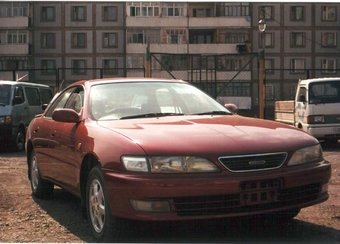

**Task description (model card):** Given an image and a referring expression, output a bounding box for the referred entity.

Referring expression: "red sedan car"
[26,78,331,241]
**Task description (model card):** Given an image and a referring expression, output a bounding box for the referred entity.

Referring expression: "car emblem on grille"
[249,160,266,165]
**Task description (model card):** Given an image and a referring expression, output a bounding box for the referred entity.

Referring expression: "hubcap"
[89,179,105,233]
[30,155,39,190]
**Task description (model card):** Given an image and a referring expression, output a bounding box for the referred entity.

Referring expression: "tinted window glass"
[25,87,41,106]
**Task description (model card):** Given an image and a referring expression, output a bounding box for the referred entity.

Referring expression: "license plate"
[239,179,282,206]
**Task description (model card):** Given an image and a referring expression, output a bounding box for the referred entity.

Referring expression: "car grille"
[218,153,287,172]
[173,182,323,216]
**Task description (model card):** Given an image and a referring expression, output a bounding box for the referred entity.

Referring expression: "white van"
[0,81,53,151]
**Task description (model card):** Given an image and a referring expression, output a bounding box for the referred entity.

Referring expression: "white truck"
[275,77,340,143]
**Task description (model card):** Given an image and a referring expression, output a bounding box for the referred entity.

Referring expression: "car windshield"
[309,80,340,104]
[90,81,231,120]
[0,85,11,106]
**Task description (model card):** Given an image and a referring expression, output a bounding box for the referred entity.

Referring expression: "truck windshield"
[309,81,340,104]
[0,85,11,106]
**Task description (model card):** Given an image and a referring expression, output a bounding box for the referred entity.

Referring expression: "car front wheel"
[29,150,54,198]
[86,166,126,242]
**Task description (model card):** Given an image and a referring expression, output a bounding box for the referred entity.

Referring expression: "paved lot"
[0,141,339,243]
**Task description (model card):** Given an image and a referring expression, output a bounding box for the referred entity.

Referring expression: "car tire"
[86,165,125,242]
[29,150,54,199]
[14,128,25,152]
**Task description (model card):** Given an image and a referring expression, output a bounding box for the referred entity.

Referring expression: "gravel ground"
[0,142,339,243]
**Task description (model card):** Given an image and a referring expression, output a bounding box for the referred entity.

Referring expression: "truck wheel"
[29,150,54,199]
[86,166,125,242]
[14,128,25,152]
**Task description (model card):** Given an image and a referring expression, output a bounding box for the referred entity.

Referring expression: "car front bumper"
[103,160,331,221]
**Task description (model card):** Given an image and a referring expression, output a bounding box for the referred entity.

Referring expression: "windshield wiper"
[120,113,185,120]
[193,111,232,116]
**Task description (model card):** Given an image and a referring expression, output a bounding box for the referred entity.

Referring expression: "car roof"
[71,77,188,87]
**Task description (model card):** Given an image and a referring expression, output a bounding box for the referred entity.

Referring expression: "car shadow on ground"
[32,188,339,243]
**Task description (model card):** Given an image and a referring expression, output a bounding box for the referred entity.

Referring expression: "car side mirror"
[224,103,238,114]
[42,104,49,110]
[12,96,23,105]
[52,108,81,123]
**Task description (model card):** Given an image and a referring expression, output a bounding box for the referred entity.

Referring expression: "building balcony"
[127,43,248,55]
[0,17,29,28]
[126,16,251,28]
[0,44,29,55]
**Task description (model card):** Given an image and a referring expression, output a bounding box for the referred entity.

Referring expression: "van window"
[14,86,25,105]
[25,87,41,106]
[40,88,53,104]
[0,85,11,105]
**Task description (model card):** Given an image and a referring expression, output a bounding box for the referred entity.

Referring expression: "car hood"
[97,115,317,156]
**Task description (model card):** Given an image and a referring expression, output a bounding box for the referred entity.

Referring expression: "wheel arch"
[80,153,101,207]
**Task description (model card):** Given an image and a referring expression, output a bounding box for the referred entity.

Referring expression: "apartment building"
[125,2,253,109]
[0,2,30,81]
[1,2,339,117]
[31,2,126,88]
[252,3,340,103]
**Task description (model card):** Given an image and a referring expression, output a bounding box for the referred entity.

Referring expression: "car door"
[45,86,84,191]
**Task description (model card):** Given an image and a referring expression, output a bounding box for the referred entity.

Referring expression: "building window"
[41,33,55,48]
[0,2,28,17]
[7,30,27,44]
[259,6,272,20]
[291,32,305,47]
[127,55,144,69]
[103,59,118,75]
[41,6,55,21]
[265,85,274,100]
[189,30,214,44]
[223,32,249,43]
[193,8,211,17]
[321,59,336,73]
[217,56,250,71]
[260,32,274,48]
[127,29,160,44]
[165,29,186,44]
[322,6,336,21]
[103,33,117,48]
[290,59,305,73]
[161,2,185,17]
[265,58,274,73]
[223,83,251,96]
[161,55,188,71]
[41,60,56,75]
[72,33,86,48]
[321,32,337,47]
[72,60,86,74]
[291,6,304,21]
[220,3,250,17]
[103,6,117,21]
[129,2,159,17]
[72,6,86,21]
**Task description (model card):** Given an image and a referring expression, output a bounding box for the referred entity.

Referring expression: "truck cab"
[295,77,340,142]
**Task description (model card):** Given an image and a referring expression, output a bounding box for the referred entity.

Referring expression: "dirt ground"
[0,142,339,243]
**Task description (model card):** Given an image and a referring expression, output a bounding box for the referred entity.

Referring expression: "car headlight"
[0,115,12,124]
[287,144,323,166]
[122,156,220,173]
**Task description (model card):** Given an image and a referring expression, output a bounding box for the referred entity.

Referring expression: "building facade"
[0,2,339,118]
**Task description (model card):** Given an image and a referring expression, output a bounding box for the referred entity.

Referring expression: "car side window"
[40,88,53,104]
[65,87,84,113]
[44,88,74,118]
